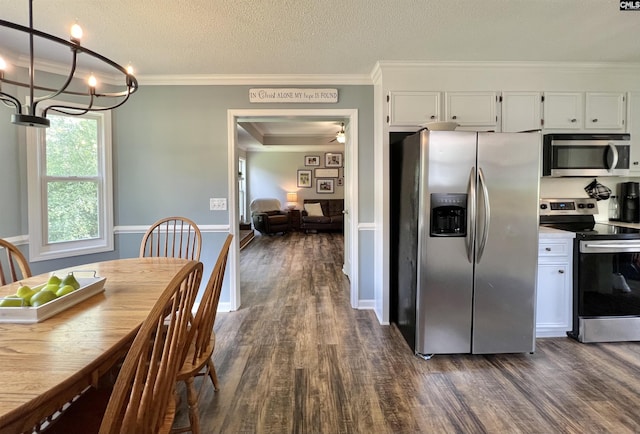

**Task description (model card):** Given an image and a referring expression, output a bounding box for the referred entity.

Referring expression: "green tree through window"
[45,115,101,243]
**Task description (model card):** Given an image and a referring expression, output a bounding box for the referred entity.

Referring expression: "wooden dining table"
[0,257,192,433]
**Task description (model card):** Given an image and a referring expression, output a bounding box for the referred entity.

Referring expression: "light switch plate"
[209,198,227,211]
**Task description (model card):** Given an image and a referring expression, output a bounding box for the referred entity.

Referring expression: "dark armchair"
[250,198,290,235]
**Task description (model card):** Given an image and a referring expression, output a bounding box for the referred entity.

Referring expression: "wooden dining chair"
[140,216,202,261]
[0,238,32,285]
[172,234,233,434]
[46,260,204,434]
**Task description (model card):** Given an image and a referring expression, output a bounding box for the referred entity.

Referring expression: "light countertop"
[539,226,576,239]
[604,221,640,229]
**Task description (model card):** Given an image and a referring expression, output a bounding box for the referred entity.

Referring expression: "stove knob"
[540,204,548,210]
[587,203,595,208]
[578,203,585,208]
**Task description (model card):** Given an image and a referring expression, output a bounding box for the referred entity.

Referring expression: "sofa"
[300,199,344,233]
[250,198,290,235]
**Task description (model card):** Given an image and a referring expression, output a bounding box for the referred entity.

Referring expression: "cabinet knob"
[452,115,457,120]
[430,115,436,119]
[592,118,598,123]
[545,247,551,251]
[634,161,639,166]
[570,118,577,123]
[558,269,565,274]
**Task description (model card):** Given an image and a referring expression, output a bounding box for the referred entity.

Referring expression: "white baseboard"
[217,302,235,312]
[357,299,376,310]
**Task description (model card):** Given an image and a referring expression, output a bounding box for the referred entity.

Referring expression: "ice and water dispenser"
[430,193,467,237]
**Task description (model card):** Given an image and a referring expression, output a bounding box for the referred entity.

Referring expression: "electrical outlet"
[209,198,227,211]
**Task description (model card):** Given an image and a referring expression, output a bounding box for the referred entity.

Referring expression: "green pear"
[16,286,36,305]
[61,274,81,290]
[0,296,25,307]
[45,284,60,293]
[47,275,62,286]
[30,290,57,307]
[56,285,75,297]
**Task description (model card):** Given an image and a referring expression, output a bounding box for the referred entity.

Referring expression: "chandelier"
[0,0,138,128]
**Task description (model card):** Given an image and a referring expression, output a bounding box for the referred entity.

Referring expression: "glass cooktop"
[544,222,640,239]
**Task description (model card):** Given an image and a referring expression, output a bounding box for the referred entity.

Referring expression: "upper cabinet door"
[388,91,441,127]
[445,91,498,127]
[585,92,626,129]
[542,92,583,129]
[501,91,542,133]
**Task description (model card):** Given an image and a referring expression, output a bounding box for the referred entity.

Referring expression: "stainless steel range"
[541,197,640,343]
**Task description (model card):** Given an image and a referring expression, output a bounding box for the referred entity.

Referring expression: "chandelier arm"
[0,77,134,98]
[44,89,132,117]
[0,92,22,111]
[32,49,79,112]
[92,90,132,110]
[43,93,94,118]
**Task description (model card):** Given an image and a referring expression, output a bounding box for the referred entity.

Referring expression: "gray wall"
[0,83,375,303]
[0,99,21,238]
[247,151,345,209]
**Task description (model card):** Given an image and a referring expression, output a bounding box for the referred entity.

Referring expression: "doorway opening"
[226,109,359,311]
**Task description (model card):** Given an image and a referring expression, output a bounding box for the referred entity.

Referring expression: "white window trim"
[26,101,114,261]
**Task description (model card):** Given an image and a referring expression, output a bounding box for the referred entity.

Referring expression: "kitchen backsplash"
[540,177,640,222]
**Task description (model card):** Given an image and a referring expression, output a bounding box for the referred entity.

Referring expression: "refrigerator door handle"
[466,166,476,263]
[477,167,491,263]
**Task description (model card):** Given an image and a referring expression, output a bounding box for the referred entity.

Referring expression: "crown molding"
[375,60,640,72]
[241,143,344,153]
[137,73,372,86]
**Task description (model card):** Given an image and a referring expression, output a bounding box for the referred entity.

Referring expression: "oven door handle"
[608,142,619,172]
[581,242,640,253]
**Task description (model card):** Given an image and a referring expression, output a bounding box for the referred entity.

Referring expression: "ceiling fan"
[330,122,346,143]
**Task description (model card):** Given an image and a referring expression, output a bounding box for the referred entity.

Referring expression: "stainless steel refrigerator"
[392,130,541,356]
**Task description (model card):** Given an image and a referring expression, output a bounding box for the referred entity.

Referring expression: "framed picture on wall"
[325,152,342,167]
[305,155,320,166]
[316,179,334,194]
[297,169,312,188]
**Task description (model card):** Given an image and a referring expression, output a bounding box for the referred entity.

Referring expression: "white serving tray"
[0,275,107,323]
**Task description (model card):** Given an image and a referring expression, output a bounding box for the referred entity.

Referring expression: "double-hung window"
[27,102,114,261]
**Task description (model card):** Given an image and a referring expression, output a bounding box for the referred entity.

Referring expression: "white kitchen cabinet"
[585,92,626,130]
[542,92,583,129]
[629,92,640,173]
[536,236,574,338]
[501,91,542,132]
[388,91,441,127]
[444,91,498,127]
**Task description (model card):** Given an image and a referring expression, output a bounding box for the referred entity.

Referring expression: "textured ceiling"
[0,0,638,79]
[1,0,637,149]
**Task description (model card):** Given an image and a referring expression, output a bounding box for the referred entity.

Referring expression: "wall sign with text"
[620,1,640,10]
[249,88,338,103]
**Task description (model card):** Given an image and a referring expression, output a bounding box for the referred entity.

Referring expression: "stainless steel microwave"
[542,133,631,177]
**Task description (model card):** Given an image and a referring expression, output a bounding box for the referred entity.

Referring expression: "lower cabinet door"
[536,263,572,337]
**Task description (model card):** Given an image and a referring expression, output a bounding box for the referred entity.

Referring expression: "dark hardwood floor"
[174,231,640,433]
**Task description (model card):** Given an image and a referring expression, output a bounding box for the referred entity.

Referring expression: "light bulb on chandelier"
[0,0,138,128]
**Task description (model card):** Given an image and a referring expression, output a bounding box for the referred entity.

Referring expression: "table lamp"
[286,192,298,210]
